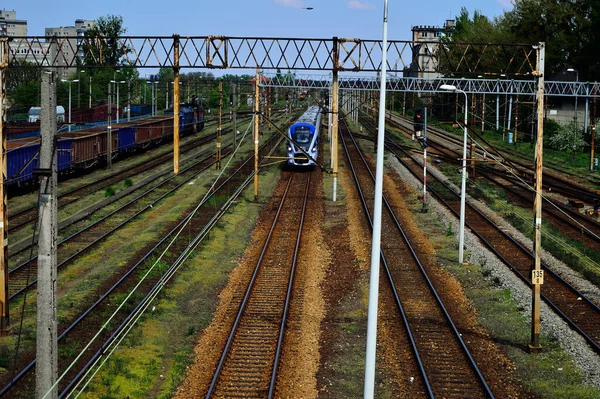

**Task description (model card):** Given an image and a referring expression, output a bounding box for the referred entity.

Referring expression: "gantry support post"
[36,69,58,399]
[332,70,339,202]
[173,34,180,175]
[591,88,597,172]
[254,70,260,201]
[0,38,8,333]
[530,42,545,353]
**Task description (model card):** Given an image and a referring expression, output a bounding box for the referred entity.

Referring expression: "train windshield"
[292,126,312,150]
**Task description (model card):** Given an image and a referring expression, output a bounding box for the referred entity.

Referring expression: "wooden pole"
[173,35,180,175]
[217,81,222,169]
[530,42,545,352]
[0,38,8,332]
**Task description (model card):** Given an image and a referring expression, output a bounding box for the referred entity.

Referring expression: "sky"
[12,0,513,40]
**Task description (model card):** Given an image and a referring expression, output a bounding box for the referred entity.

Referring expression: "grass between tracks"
[435,161,600,288]
[404,176,600,398]
[76,161,282,397]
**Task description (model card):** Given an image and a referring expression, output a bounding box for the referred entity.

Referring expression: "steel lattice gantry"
[261,74,600,98]
[0,35,544,332]
[7,35,538,74]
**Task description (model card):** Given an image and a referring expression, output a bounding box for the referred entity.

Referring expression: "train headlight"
[287,146,292,152]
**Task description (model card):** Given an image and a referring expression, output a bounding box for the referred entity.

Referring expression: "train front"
[287,120,318,166]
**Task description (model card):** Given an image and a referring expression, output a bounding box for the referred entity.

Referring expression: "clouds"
[274,0,305,8]
[347,1,375,10]
[497,0,514,9]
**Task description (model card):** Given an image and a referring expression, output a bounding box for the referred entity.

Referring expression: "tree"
[6,62,41,108]
[82,15,129,68]
[500,0,597,79]
[546,120,587,155]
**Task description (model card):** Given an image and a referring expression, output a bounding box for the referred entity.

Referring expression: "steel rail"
[382,134,600,354]
[0,132,285,397]
[8,145,232,301]
[268,173,311,399]
[341,119,493,397]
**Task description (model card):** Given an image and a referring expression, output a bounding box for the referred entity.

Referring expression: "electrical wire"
[41,116,256,399]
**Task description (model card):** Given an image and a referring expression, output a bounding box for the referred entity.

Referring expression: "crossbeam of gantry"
[260,75,600,98]
[8,35,537,75]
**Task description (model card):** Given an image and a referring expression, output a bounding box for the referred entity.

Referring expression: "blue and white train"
[286,106,322,167]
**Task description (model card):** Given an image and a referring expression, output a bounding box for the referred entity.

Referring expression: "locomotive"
[286,106,322,167]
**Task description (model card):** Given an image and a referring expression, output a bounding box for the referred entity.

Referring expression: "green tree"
[500,0,597,78]
[6,62,41,108]
[83,15,129,67]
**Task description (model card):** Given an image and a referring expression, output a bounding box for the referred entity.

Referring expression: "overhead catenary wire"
[67,117,263,398]
[41,116,257,399]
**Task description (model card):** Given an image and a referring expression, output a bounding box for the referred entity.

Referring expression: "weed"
[445,222,453,236]
[105,186,116,197]
[124,178,133,188]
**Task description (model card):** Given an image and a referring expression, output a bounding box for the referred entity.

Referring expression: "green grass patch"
[80,162,282,398]
[402,176,600,398]
[104,186,116,197]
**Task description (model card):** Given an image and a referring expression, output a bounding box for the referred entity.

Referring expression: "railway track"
[7,118,232,234]
[0,130,286,397]
[8,143,233,302]
[357,116,600,354]
[206,170,312,398]
[383,112,600,204]
[340,119,493,398]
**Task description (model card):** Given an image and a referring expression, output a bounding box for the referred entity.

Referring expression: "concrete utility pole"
[530,42,545,352]
[37,70,58,399]
[0,38,9,333]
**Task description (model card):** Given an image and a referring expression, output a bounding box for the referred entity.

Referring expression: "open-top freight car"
[6,103,205,189]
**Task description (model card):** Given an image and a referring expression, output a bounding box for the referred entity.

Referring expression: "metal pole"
[37,69,58,399]
[0,38,8,333]
[481,93,486,133]
[591,88,597,172]
[459,89,468,264]
[422,107,428,212]
[107,83,112,170]
[116,83,120,122]
[68,82,72,132]
[332,70,339,202]
[365,1,388,396]
[89,75,92,108]
[254,70,260,201]
[507,93,513,131]
[217,81,222,169]
[127,81,131,122]
[77,72,80,108]
[530,42,545,352]
[584,87,589,136]
[173,35,180,175]
[496,94,500,131]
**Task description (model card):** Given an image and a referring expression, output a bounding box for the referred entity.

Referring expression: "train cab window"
[293,126,312,144]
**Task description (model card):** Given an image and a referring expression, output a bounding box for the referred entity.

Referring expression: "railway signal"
[413,106,424,139]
